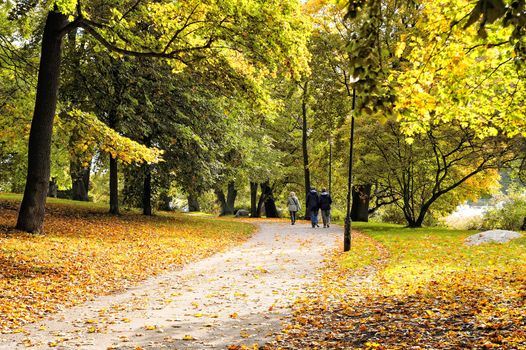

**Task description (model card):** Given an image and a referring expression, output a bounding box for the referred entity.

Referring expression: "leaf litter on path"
[0,221,340,349]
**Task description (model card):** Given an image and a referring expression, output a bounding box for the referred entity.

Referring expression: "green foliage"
[371,204,407,225]
[352,118,509,227]
[482,191,526,230]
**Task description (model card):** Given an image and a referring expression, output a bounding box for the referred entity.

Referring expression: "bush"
[482,195,526,231]
[371,203,442,227]
[330,207,345,222]
[371,204,406,225]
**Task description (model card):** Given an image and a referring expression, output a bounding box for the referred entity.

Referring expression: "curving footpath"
[0,222,340,349]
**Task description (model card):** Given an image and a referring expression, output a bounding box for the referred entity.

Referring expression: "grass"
[0,194,255,333]
[0,193,109,210]
[352,221,526,296]
[276,221,525,349]
[338,231,381,270]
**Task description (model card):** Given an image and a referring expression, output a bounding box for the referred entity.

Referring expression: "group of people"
[287,187,332,228]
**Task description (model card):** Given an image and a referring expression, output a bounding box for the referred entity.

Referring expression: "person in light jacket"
[287,192,301,225]
[319,188,332,228]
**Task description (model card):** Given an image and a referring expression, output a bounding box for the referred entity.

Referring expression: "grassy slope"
[0,193,255,332]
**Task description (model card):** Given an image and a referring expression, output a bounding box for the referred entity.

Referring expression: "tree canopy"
[0,0,525,229]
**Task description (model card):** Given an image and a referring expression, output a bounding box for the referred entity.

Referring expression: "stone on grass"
[235,209,250,217]
[465,229,523,246]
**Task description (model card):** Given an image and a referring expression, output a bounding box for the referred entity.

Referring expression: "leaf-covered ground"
[0,196,254,333]
[269,223,526,349]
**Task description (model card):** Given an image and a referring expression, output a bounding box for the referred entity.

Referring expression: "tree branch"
[77,21,214,60]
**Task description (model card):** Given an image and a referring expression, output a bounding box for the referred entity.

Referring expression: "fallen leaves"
[269,225,526,349]
[0,198,254,332]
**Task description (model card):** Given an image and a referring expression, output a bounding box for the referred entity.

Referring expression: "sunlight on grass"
[347,222,526,341]
[339,232,380,270]
[0,192,109,210]
[351,222,525,297]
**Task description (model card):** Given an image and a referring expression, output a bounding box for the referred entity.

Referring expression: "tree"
[9,0,309,232]
[356,119,518,227]
[391,0,526,140]
[350,184,371,222]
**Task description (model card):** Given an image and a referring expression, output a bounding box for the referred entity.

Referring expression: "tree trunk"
[187,193,200,212]
[109,156,119,215]
[407,220,421,228]
[158,191,172,211]
[215,189,228,216]
[261,182,279,218]
[256,185,266,217]
[16,11,69,233]
[108,108,120,215]
[226,181,237,215]
[70,159,90,201]
[412,203,431,228]
[301,81,311,220]
[48,178,58,198]
[142,165,152,215]
[403,206,419,228]
[250,182,258,217]
[351,184,371,222]
[328,136,332,194]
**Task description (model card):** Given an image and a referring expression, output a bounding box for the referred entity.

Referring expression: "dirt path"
[0,222,340,349]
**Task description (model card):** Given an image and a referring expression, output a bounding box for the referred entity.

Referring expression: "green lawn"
[278,221,525,349]
[352,221,525,296]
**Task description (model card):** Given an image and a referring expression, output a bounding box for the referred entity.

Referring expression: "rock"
[465,229,523,246]
[235,209,250,217]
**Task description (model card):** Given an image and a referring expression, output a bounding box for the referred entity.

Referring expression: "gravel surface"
[465,229,523,246]
[0,222,339,349]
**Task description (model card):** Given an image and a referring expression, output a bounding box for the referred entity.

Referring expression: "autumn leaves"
[0,198,253,333]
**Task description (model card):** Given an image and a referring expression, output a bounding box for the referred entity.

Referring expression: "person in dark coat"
[306,187,320,228]
[319,188,332,228]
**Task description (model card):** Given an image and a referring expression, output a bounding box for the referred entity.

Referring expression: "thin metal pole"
[344,87,356,252]
[328,135,332,195]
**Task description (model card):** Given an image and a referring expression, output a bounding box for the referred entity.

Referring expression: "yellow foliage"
[394,0,526,138]
[58,109,163,165]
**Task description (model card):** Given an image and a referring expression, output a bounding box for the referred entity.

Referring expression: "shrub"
[482,194,526,231]
[371,204,406,225]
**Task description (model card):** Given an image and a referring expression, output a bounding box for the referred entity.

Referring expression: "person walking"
[319,188,332,228]
[287,191,301,225]
[306,187,320,228]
